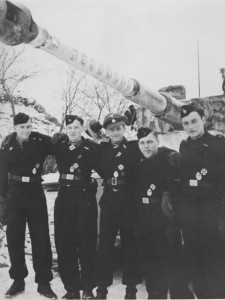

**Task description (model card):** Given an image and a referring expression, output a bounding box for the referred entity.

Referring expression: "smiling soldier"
[176,103,225,298]
[134,127,193,299]
[0,113,57,299]
[53,115,99,300]
[95,113,141,299]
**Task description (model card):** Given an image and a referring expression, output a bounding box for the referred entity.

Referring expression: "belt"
[60,174,83,181]
[141,197,160,204]
[10,174,42,183]
[183,180,215,188]
[104,178,126,186]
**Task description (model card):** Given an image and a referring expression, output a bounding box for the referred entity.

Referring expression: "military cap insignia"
[201,168,207,176]
[118,164,124,170]
[150,184,156,190]
[196,172,202,181]
[114,171,119,178]
[182,108,186,114]
[147,189,152,196]
[112,119,116,123]
[69,144,75,150]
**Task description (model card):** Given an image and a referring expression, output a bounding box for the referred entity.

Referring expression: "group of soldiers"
[1,103,225,299]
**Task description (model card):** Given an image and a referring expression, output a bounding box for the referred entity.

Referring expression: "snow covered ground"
[0,186,149,300]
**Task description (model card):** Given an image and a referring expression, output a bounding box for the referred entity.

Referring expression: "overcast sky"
[6,0,225,117]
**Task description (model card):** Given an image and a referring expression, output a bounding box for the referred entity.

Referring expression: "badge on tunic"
[196,172,202,181]
[201,168,207,176]
[73,163,79,169]
[70,166,74,173]
[77,155,82,159]
[9,147,13,151]
[32,168,37,174]
[36,163,40,168]
[147,189,152,196]
[69,144,75,150]
[150,184,156,190]
[118,164,124,170]
[114,171,119,178]
[112,119,116,123]
[116,152,121,157]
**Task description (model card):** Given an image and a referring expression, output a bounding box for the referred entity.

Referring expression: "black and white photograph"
[0,0,225,299]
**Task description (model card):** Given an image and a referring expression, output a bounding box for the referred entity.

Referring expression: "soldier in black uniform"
[176,104,225,298]
[134,127,193,299]
[95,113,140,300]
[0,113,57,299]
[53,115,99,300]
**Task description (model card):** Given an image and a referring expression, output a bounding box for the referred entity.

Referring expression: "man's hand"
[51,132,67,145]
[0,197,7,226]
[161,192,174,218]
[85,120,107,143]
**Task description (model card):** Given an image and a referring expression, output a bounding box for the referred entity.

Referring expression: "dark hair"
[137,127,158,140]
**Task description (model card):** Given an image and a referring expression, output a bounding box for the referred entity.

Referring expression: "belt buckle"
[142,197,149,204]
[22,176,30,182]
[66,174,74,180]
[189,180,198,187]
[112,178,117,185]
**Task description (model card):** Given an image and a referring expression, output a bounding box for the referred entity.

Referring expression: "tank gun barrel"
[0,0,183,126]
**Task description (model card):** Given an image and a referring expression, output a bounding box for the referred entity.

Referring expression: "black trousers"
[54,185,97,291]
[95,188,140,288]
[177,193,225,299]
[135,204,192,299]
[6,183,53,284]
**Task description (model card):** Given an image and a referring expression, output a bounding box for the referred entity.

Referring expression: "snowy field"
[0,182,149,299]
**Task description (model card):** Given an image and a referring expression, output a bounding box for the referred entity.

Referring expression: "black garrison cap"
[180,103,205,119]
[13,112,30,125]
[65,115,84,126]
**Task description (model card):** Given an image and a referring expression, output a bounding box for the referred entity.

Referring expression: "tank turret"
[1,0,225,134]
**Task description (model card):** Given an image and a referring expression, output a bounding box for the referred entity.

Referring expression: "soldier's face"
[182,111,205,139]
[66,120,83,143]
[106,124,125,145]
[138,132,159,158]
[14,119,32,141]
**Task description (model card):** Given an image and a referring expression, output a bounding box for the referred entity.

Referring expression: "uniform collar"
[110,137,127,149]
[187,130,210,144]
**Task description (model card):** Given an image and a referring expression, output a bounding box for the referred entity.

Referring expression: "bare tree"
[82,80,130,121]
[0,45,43,116]
[58,67,88,131]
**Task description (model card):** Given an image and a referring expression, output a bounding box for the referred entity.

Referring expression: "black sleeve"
[0,145,9,199]
[160,148,180,192]
[37,132,56,156]
[89,141,103,178]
